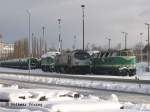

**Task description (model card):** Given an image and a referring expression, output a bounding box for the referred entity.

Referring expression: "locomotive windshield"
[120,50,134,56]
[74,52,90,60]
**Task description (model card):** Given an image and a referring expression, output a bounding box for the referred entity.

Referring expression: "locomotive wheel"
[60,67,66,73]
[129,71,135,76]
[112,70,120,76]
[42,66,47,72]
[55,67,60,73]
[120,69,129,76]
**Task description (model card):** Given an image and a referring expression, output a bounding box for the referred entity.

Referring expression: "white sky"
[0,0,150,49]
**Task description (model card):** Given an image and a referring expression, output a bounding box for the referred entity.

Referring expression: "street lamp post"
[81,5,85,51]
[58,19,61,52]
[140,33,143,62]
[106,37,111,50]
[121,32,128,49]
[42,26,46,54]
[146,40,148,64]
[0,34,2,60]
[145,23,150,71]
[26,10,31,74]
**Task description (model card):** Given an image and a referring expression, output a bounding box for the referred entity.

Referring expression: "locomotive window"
[74,52,90,60]
[121,52,128,56]
[120,51,134,56]
[112,52,118,56]
[127,51,134,56]
[120,51,127,56]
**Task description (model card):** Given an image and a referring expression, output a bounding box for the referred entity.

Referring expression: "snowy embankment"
[0,63,150,95]
[0,84,149,112]
[0,71,150,95]
[136,62,150,80]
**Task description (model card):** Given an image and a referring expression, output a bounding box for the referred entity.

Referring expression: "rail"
[0,71,149,85]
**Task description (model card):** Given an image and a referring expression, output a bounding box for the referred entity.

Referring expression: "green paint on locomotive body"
[91,49,136,75]
[41,57,55,66]
[41,51,61,72]
[93,56,136,68]
[0,57,38,69]
[41,57,56,72]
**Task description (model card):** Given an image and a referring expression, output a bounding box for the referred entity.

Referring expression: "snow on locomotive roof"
[41,51,60,58]
[88,50,100,55]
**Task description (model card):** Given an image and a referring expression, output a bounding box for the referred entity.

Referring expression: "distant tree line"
[4,36,150,63]
[13,37,49,59]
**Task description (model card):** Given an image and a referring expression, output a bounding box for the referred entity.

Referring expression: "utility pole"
[140,33,143,62]
[42,26,46,54]
[32,33,34,57]
[145,23,150,71]
[26,10,31,74]
[121,32,128,49]
[0,34,2,60]
[58,18,61,52]
[81,5,85,51]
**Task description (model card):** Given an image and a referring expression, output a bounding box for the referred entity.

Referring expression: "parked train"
[0,58,39,69]
[91,49,136,76]
[0,49,136,76]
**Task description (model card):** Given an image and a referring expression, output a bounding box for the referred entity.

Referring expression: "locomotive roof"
[41,51,60,58]
[72,49,89,53]
[60,50,89,54]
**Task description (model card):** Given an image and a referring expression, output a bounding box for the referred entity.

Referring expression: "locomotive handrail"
[0,71,150,85]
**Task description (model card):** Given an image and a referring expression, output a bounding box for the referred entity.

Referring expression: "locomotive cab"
[117,49,136,76]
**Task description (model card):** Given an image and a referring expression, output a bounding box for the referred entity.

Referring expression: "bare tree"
[13,38,29,58]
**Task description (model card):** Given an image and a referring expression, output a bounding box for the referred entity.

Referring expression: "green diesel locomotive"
[55,50,91,74]
[41,51,60,72]
[91,49,136,76]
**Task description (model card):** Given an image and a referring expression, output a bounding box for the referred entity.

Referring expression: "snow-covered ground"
[0,63,150,95]
[0,67,49,75]
[1,72,150,95]
[136,62,150,80]
[0,62,150,80]
[0,63,150,111]
[0,84,149,112]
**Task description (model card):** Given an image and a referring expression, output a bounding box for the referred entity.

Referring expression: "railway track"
[0,78,150,104]
[0,71,149,84]
[0,71,149,95]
